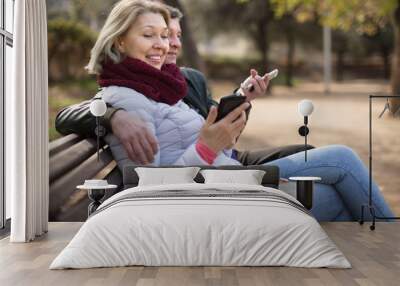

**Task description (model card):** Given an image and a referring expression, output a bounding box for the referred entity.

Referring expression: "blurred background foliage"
[48,18,97,82]
[47,0,399,140]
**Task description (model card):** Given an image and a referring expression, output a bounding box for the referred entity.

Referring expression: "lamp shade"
[298,99,314,116]
[90,99,107,117]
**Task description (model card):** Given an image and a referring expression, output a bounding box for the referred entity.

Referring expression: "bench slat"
[49,138,98,183]
[49,134,82,156]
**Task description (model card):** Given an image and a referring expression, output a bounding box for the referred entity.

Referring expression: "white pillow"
[135,167,200,186]
[200,169,266,185]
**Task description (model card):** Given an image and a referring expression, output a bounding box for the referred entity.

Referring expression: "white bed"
[50,183,351,269]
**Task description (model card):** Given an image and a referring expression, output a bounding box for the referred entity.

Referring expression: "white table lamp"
[90,98,107,161]
[298,100,314,162]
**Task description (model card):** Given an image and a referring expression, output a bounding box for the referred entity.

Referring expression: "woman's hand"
[110,110,158,164]
[239,69,270,101]
[199,103,249,154]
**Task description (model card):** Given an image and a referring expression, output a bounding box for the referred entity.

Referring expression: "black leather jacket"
[55,67,218,137]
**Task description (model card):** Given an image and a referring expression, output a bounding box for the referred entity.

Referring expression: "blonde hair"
[86,0,170,74]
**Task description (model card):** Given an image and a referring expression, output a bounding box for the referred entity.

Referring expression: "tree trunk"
[249,0,272,77]
[285,16,295,87]
[48,42,62,81]
[255,20,269,73]
[390,1,400,113]
[336,50,345,82]
[163,0,206,73]
[286,34,295,87]
[253,20,271,93]
[381,48,390,79]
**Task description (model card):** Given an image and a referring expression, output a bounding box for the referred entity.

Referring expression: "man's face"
[165,18,182,64]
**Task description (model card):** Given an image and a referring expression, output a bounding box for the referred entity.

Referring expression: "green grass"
[49,95,88,141]
[54,77,99,94]
[48,79,97,141]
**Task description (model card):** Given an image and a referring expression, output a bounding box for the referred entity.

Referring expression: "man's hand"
[110,110,158,164]
[239,69,270,101]
[199,103,249,154]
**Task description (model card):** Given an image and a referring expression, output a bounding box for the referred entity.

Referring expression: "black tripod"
[359,95,400,230]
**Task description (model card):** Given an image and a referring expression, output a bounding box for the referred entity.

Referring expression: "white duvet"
[50,183,351,269]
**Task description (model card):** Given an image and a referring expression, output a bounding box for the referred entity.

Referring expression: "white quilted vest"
[98,86,241,170]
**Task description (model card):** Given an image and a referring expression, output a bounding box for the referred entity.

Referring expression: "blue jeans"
[265,145,395,221]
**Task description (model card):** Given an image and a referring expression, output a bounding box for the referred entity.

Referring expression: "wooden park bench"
[49,135,286,222]
[49,134,123,222]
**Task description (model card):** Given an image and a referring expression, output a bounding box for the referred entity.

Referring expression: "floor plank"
[0,222,399,286]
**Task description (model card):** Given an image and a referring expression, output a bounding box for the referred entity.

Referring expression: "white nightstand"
[289,176,321,210]
[77,180,117,217]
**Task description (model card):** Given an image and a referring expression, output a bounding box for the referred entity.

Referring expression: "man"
[55,5,310,165]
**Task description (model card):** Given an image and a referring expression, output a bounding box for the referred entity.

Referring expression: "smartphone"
[216,95,247,121]
[266,69,279,80]
[248,69,279,92]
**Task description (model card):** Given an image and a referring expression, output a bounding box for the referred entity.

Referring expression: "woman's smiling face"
[117,12,169,69]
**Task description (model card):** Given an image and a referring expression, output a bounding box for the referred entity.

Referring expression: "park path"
[212,80,400,215]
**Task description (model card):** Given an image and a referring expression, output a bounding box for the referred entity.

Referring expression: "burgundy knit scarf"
[98,57,187,105]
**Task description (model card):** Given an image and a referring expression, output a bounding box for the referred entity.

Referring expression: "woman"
[87,0,394,221]
[87,0,248,168]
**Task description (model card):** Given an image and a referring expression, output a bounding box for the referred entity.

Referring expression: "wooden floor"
[0,222,399,286]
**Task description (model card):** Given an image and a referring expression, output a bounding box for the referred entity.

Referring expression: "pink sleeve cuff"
[195,140,217,165]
